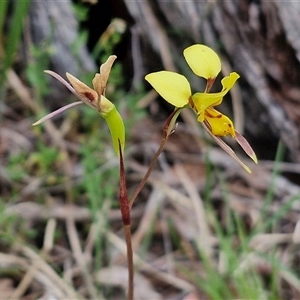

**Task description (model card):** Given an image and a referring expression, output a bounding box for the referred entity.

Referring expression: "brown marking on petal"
[205,77,216,93]
[188,96,195,109]
[205,110,222,118]
[204,111,213,118]
[84,92,96,101]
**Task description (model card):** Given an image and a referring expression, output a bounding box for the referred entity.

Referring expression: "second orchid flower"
[145,44,257,173]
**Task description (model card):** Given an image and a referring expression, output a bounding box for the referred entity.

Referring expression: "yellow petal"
[202,108,235,137]
[183,44,221,79]
[192,72,240,121]
[192,92,223,122]
[220,72,240,92]
[145,71,191,107]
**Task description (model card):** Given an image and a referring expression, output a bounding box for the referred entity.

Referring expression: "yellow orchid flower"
[145,44,257,173]
[33,55,125,156]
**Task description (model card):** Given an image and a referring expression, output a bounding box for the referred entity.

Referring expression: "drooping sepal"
[235,131,258,164]
[203,122,252,174]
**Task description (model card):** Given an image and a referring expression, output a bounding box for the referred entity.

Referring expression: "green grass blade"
[2,0,31,74]
[259,140,285,222]
[0,0,9,42]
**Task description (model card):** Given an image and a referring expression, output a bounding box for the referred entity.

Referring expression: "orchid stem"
[123,110,178,298]
[129,109,181,208]
[129,136,168,209]
[118,140,134,300]
[124,224,134,300]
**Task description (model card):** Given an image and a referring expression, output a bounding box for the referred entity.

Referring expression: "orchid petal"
[92,73,102,97]
[44,70,75,94]
[66,72,99,110]
[184,44,221,79]
[202,122,252,173]
[32,101,82,126]
[235,131,258,164]
[99,55,117,96]
[145,71,191,107]
[220,72,240,92]
[203,108,236,137]
[192,72,240,121]
[45,70,98,111]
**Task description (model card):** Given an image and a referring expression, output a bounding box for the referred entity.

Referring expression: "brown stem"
[205,77,216,93]
[120,109,182,298]
[118,140,134,300]
[129,136,168,209]
[129,108,182,209]
[124,224,134,300]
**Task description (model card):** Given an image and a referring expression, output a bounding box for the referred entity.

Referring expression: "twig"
[12,244,81,299]
[104,229,194,292]
[175,164,212,259]
[66,207,101,299]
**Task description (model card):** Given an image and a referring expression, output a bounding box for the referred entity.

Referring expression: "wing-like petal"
[192,72,240,121]
[220,72,240,92]
[184,44,221,79]
[145,71,191,107]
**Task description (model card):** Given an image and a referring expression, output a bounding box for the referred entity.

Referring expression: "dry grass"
[1,65,300,300]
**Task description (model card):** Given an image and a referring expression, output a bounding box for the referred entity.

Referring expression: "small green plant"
[0,0,31,93]
[26,42,54,103]
[81,141,118,271]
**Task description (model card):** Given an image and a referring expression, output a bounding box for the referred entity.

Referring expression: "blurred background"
[1,0,300,299]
